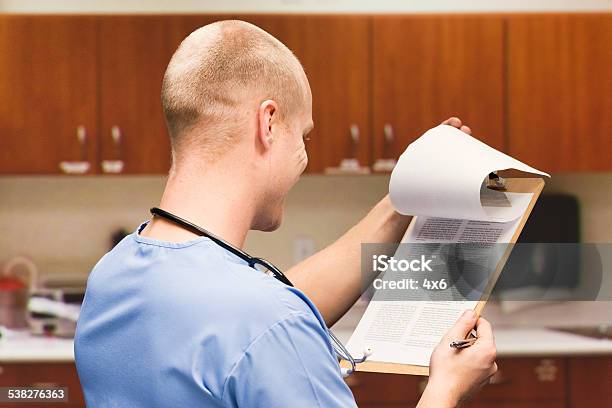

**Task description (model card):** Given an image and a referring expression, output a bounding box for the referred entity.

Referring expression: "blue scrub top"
[75,222,357,407]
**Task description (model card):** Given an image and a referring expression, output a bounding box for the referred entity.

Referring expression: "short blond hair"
[161,20,308,161]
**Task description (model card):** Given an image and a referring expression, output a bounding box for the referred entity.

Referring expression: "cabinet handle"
[111,125,122,148]
[59,125,91,174]
[324,124,370,174]
[348,124,360,160]
[76,125,87,160]
[383,123,394,144]
[101,125,125,174]
[30,382,61,388]
[349,124,360,145]
[338,124,367,173]
[372,123,397,172]
[534,359,557,382]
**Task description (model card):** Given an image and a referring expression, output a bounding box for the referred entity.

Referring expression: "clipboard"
[341,177,546,376]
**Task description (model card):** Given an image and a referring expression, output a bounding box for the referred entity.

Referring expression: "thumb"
[443,309,477,342]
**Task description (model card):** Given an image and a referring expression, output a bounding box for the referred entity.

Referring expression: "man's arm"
[287,117,472,326]
[286,195,409,326]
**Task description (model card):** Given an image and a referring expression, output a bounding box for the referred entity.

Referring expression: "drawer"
[569,356,612,408]
[346,371,422,403]
[465,402,565,408]
[0,362,84,406]
[474,357,567,401]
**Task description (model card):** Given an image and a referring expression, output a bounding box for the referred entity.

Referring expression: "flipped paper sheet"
[389,125,550,222]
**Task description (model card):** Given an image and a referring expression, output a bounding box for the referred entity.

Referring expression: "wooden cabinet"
[568,357,612,408]
[466,358,566,406]
[345,371,420,405]
[347,357,612,407]
[0,15,98,175]
[238,15,371,173]
[1,13,610,175]
[0,15,227,175]
[98,15,225,174]
[507,14,612,172]
[371,16,505,169]
[467,403,565,408]
[0,362,84,407]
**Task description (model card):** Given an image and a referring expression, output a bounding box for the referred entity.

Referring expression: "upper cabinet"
[0,16,98,174]
[0,14,609,175]
[238,15,371,173]
[97,15,225,175]
[507,14,612,172]
[371,15,505,170]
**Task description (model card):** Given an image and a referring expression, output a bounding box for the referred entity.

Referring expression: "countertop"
[1,326,612,363]
[0,329,74,363]
[332,327,612,357]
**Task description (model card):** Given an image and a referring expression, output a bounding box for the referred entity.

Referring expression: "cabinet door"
[478,357,566,401]
[465,402,564,408]
[372,16,504,169]
[98,15,227,174]
[345,372,420,405]
[569,356,612,408]
[507,14,612,172]
[0,16,97,174]
[238,15,371,173]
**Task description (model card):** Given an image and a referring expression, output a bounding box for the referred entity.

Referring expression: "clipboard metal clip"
[487,172,507,190]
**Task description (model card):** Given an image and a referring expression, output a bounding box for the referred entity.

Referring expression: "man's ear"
[257,99,278,151]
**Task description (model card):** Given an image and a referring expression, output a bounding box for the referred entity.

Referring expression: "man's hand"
[418,310,497,408]
[442,117,472,135]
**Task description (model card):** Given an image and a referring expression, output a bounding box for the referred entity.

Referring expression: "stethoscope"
[150,207,370,376]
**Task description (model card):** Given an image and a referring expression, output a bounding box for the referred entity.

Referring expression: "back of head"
[161,20,308,165]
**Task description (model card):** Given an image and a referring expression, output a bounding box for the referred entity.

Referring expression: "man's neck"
[141,158,257,249]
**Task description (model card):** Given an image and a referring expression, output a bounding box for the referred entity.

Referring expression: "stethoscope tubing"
[149,207,365,374]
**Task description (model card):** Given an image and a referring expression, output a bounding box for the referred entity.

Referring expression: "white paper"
[389,125,549,222]
[347,300,478,366]
[347,126,548,370]
[346,211,528,368]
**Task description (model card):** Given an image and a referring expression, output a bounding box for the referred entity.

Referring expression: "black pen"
[449,337,478,348]
[450,329,478,349]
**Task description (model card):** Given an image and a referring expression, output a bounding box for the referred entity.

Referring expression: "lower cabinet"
[465,358,566,406]
[347,357,611,408]
[0,356,609,407]
[568,357,612,408]
[0,362,84,407]
[345,371,421,406]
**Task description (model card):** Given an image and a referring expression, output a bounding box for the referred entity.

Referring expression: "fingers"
[441,117,472,135]
[442,117,462,128]
[443,309,478,342]
[475,318,497,366]
[475,317,494,344]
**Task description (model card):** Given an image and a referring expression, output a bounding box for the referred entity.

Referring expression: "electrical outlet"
[293,236,315,263]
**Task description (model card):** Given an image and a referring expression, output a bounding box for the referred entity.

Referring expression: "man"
[75,20,497,407]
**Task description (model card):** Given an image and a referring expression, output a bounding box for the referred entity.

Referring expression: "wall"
[1,0,611,13]
[1,174,611,283]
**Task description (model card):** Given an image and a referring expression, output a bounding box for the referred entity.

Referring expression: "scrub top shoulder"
[74,222,357,408]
